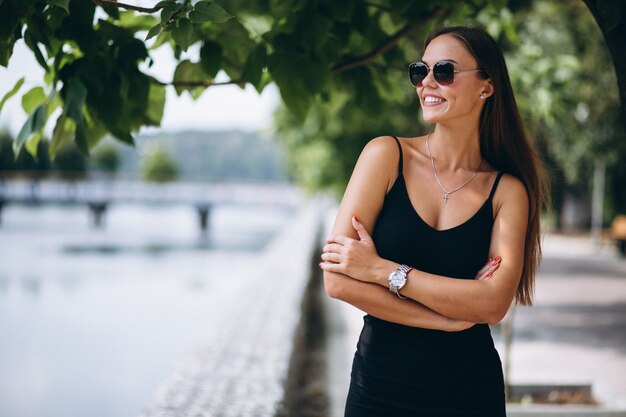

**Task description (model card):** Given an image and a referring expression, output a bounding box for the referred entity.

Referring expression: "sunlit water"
[0,202,294,417]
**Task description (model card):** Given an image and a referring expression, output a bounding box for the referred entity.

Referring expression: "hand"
[475,256,501,280]
[319,216,381,283]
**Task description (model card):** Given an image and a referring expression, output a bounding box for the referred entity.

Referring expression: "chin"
[421,112,447,124]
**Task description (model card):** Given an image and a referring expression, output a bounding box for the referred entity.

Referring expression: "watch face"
[390,271,406,287]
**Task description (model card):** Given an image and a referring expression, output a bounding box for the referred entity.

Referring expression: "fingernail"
[486,272,493,278]
[353,216,359,222]
[492,260,499,266]
[487,257,492,263]
[318,262,323,268]
[494,256,501,262]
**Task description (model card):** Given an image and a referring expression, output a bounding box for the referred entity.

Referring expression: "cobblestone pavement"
[140,200,324,417]
[495,234,626,409]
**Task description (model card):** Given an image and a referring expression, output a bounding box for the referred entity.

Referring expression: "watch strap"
[396,266,412,299]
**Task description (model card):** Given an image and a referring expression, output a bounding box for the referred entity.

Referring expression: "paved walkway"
[499,234,626,409]
[323,204,626,415]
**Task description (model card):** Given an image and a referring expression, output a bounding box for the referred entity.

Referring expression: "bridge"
[0,178,302,230]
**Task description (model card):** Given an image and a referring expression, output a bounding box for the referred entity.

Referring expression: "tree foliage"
[1,0,524,158]
[1,0,625,215]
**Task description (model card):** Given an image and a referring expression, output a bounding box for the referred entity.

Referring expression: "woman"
[319,26,547,417]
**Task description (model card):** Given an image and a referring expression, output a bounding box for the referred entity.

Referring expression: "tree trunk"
[583,0,626,133]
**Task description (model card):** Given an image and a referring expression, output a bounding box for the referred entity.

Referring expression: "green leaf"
[75,118,89,155]
[50,113,71,158]
[45,0,69,13]
[193,1,233,23]
[24,30,48,71]
[25,131,44,158]
[14,104,47,156]
[63,78,87,124]
[160,4,178,25]
[0,76,24,113]
[146,23,162,41]
[241,45,267,91]
[21,87,46,114]
[155,0,175,8]
[200,41,222,77]
[144,84,166,125]
[188,11,211,23]
[171,17,192,51]
[173,60,210,99]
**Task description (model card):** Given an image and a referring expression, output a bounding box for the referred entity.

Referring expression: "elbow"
[323,271,345,299]
[484,304,510,325]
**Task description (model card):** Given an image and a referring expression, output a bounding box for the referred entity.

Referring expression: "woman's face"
[417,34,491,124]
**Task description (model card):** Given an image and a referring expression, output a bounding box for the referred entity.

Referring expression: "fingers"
[319,261,342,274]
[351,216,372,242]
[320,252,342,263]
[476,257,495,276]
[476,256,501,280]
[326,234,351,245]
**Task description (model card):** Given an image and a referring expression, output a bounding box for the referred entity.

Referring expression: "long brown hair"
[425,26,549,306]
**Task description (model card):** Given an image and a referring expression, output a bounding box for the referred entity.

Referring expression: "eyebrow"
[419,58,459,65]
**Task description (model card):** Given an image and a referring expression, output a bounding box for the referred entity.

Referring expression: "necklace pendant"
[443,193,449,204]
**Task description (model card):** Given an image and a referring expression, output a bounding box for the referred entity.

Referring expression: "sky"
[0,37,280,137]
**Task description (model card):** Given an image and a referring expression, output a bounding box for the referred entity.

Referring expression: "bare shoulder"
[361,135,401,161]
[331,135,401,237]
[356,135,401,189]
[494,173,529,216]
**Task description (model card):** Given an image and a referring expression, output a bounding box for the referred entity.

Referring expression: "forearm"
[405,269,501,323]
[323,271,471,331]
[371,259,510,324]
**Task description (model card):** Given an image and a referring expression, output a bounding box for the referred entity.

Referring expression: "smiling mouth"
[424,96,445,104]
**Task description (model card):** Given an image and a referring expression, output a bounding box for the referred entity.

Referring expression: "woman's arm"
[325,271,473,331]
[325,174,528,325]
[322,136,474,331]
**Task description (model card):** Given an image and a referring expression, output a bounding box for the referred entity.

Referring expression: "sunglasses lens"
[433,61,455,85]
[408,63,427,87]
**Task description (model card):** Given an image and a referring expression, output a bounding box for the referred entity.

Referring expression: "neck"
[429,123,482,173]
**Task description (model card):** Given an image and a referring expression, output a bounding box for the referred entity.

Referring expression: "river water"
[0,202,294,417]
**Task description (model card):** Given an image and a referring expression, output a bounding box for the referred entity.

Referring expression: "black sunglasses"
[408,60,484,87]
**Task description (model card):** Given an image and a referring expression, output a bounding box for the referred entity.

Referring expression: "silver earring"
[480,94,485,100]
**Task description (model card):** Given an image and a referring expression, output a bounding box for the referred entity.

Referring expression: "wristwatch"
[388,264,412,299]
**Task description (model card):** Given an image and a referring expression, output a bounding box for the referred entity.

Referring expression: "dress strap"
[390,135,403,175]
[488,172,505,200]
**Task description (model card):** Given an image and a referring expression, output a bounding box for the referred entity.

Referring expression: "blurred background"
[1,0,625,416]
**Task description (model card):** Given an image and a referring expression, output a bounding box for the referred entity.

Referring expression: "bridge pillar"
[88,202,108,228]
[197,204,212,232]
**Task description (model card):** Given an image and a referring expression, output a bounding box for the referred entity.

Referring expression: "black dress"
[344,136,506,417]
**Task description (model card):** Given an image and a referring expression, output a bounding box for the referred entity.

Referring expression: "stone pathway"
[140,200,324,417]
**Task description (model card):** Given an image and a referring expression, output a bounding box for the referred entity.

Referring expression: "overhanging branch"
[91,0,164,13]
[331,7,450,75]
[147,75,244,88]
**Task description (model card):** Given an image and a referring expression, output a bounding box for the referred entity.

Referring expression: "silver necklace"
[426,133,482,204]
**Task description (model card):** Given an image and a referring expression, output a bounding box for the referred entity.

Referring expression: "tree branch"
[147,75,244,88]
[90,0,164,13]
[331,7,450,75]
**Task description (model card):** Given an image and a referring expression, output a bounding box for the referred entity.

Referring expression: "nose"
[421,68,437,89]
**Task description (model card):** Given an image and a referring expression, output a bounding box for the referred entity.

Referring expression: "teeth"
[424,96,444,103]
